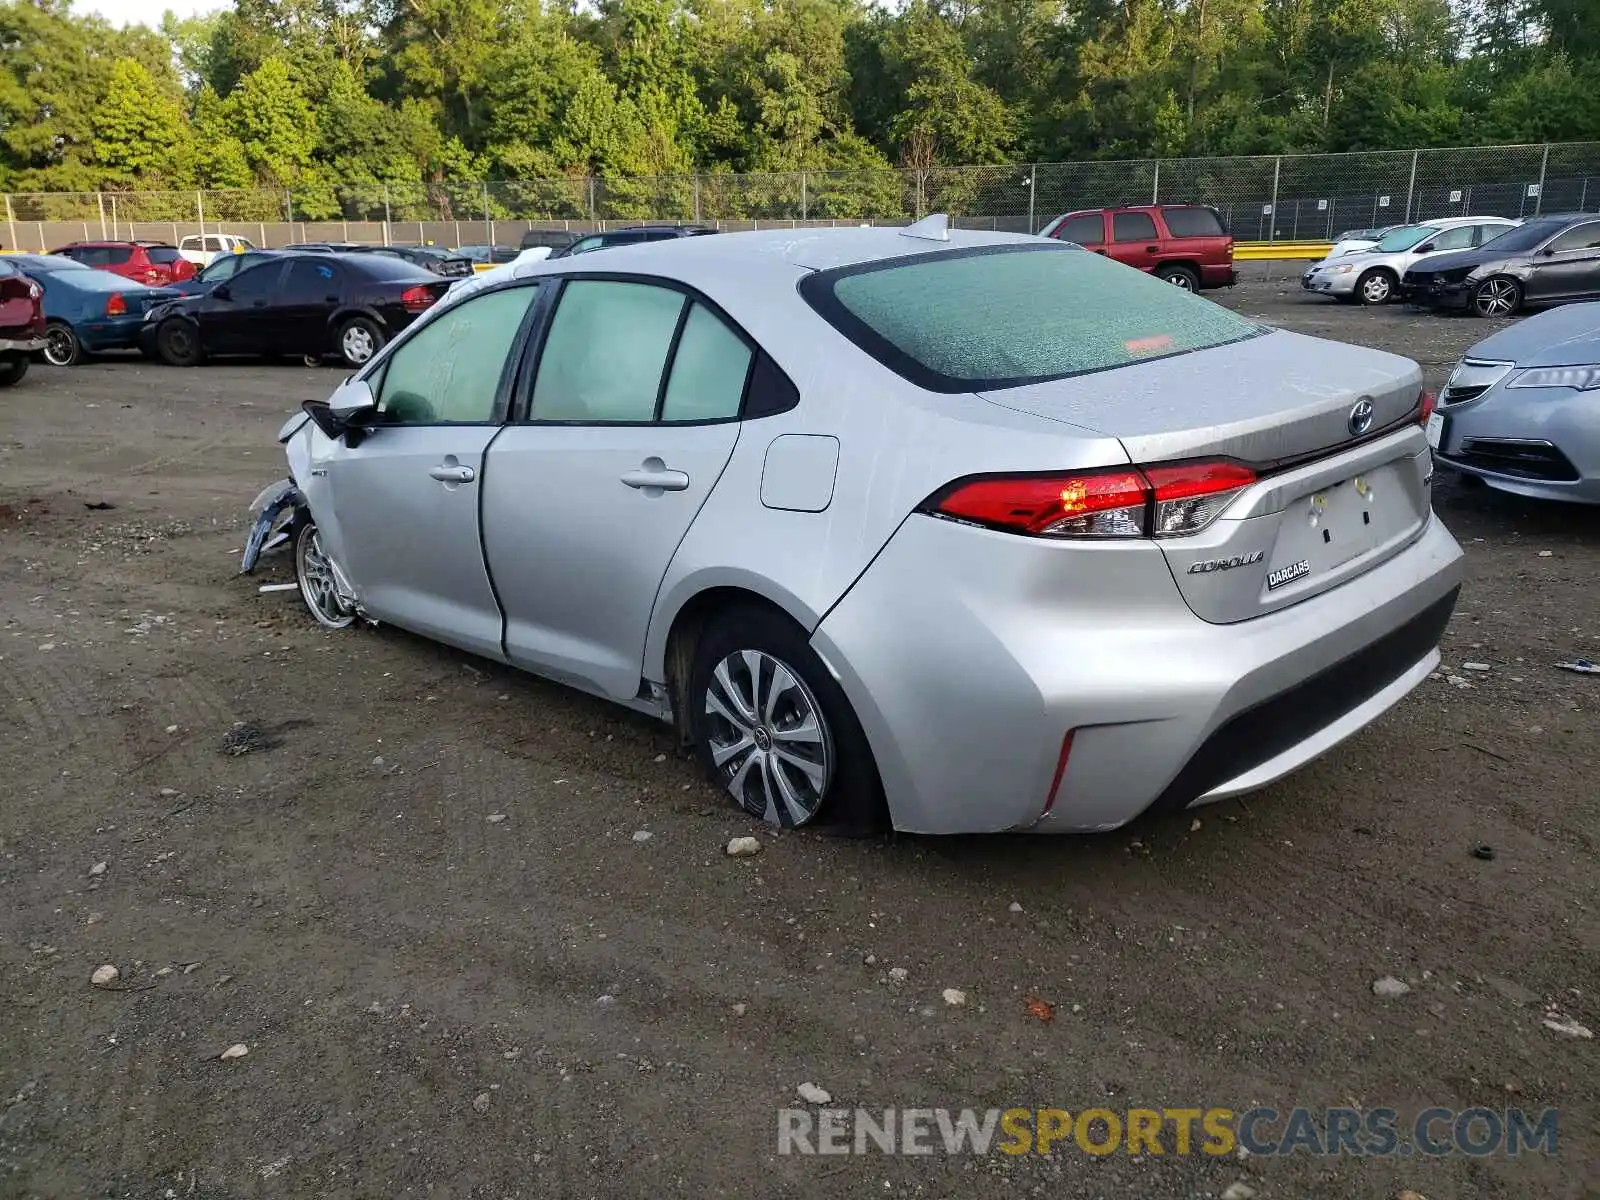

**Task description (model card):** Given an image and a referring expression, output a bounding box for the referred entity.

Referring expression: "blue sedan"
[6,254,180,365]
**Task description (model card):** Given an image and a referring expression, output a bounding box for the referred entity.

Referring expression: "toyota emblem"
[1348,399,1375,436]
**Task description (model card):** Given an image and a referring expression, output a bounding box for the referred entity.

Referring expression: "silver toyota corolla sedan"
[276,220,1463,834]
[1433,301,1600,503]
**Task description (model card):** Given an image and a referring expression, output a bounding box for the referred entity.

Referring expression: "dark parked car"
[455,244,519,267]
[0,257,47,385]
[8,254,179,365]
[141,253,451,368]
[171,248,297,295]
[48,240,197,285]
[549,224,718,259]
[1036,204,1236,290]
[1400,212,1600,317]
[295,242,473,278]
[518,228,577,253]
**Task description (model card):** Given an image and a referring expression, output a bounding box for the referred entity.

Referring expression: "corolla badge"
[1187,551,1265,574]
[1348,398,1375,436]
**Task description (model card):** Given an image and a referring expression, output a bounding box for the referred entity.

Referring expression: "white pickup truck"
[178,233,257,267]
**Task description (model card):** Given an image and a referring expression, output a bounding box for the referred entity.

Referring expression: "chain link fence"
[5,141,1598,252]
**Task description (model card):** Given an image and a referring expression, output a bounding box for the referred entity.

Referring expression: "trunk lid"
[979,329,1433,623]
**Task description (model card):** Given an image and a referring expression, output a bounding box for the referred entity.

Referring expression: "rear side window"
[660,304,752,422]
[1548,222,1600,253]
[146,247,181,263]
[801,244,1261,393]
[1160,207,1225,238]
[1053,214,1104,245]
[204,236,224,252]
[1425,226,1475,252]
[1112,212,1159,242]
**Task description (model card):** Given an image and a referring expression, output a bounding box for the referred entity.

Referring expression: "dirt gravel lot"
[1,267,1596,1199]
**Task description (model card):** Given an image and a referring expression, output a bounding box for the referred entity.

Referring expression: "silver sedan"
[276,221,1463,834]
[1433,302,1600,503]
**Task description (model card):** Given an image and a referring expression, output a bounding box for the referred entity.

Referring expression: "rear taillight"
[105,293,127,316]
[144,269,164,284]
[923,460,1256,540]
[401,285,437,313]
[1417,389,1437,424]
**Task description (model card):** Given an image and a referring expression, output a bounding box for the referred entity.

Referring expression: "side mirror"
[329,378,377,419]
[1416,242,1435,253]
[212,284,231,301]
[1542,246,1557,257]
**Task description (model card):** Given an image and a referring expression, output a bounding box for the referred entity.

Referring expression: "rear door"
[274,258,343,355]
[1107,210,1162,273]
[313,282,542,656]
[482,277,747,700]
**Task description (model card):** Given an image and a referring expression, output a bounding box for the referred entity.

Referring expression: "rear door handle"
[621,462,690,492]
[429,464,476,483]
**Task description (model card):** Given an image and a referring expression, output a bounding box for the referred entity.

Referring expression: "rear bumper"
[78,317,150,352]
[1201,265,1238,289]
[812,515,1463,834]
[0,334,46,354]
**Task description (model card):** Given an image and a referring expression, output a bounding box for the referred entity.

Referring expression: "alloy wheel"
[341,325,375,364]
[1474,278,1518,317]
[295,525,356,629]
[703,649,833,827]
[43,327,76,366]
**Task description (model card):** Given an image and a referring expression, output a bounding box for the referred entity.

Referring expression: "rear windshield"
[346,254,436,282]
[801,244,1260,393]
[146,247,182,263]
[1161,206,1226,238]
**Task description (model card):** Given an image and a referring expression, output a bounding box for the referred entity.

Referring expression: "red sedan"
[48,241,197,286]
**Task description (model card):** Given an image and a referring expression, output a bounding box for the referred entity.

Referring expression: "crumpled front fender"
[240,480,302,574]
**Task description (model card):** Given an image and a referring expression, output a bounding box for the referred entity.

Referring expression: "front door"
[202,260,284,354]
[1526,220,1600,303]
[481,278,749,700]
[312,282,543,658]
[1108,210,1162,273]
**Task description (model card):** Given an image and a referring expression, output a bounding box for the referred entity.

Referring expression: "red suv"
[0,257,47,386]
[49,241,197,286]
[1038,205,1236,291]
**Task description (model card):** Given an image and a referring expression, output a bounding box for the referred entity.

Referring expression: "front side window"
[376,285,539,424]
[529,280,685,422]
[1053,214,1105,246]
[223,262,283,302]
[1374,225,1431,252]
[802,244,1261,393]
[1548,222,1600,254]
[1113,212,1159,242]
[202,255,242,282]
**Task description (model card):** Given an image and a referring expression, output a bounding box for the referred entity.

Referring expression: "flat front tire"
[156,318,203,366]
[294,522,356,630]
[687,606,885,833]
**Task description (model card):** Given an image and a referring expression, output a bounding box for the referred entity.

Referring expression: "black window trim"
[508,271,786,428]
[797,241,1266,395]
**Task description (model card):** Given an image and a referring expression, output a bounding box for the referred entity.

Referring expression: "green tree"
[226,56,316,187]
[91,57,193,186]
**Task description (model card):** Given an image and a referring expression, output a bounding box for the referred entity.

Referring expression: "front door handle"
[621,458,690,492]
[429,463,476,483]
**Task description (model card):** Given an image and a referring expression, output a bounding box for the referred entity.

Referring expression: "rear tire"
[156,318,203,366]
[42,322,81,367]
[337,317,383,369]
[0,352,27,387]
[687,605,886,833]
[1471,276,1521,318]
[1356,268,1395,305]
[1156,264,1200,291]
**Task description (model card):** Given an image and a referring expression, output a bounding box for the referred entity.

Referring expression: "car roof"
[538,224,1040,277]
